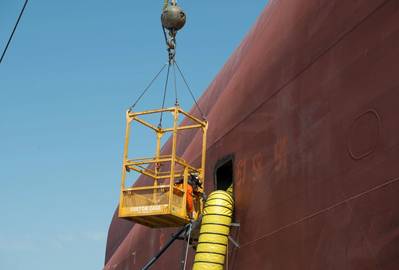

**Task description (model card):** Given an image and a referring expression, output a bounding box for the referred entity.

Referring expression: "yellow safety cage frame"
[118,106,208,228]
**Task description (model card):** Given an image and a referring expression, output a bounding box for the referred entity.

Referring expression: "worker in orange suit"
[175,173,204,220]
[186,183,195,220]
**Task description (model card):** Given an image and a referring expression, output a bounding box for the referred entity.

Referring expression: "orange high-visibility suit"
[186,184,194,214]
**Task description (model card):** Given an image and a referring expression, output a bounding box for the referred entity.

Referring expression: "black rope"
[0,0,29,64]
[158,63,171,128]
[141,223,191,270]
[129,63,167,111]
[175,61,206,120]
[172,62,179,106]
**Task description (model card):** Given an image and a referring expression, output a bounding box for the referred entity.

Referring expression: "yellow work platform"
[118,106,208,228]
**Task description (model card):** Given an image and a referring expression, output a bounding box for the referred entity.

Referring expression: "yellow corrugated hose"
[193,186,234,270]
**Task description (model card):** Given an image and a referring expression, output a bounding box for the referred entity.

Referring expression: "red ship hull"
[105,0,399,269]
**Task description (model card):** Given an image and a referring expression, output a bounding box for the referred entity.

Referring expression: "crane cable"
[129,1,206,128]
[158,63,171,128]
[0,0,29,64]
[175,61,205,119]
[129,61,205,125]
[129,63,168,111]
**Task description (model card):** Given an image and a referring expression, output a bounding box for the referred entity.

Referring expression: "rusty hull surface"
[105,0,399,269]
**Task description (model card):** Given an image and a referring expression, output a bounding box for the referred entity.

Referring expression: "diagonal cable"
[130,63,167,111]
[175,61,206,119]
[0,0,29,64]
[172,61,179,106]
[158,63,171,127]
[182,223,192,270]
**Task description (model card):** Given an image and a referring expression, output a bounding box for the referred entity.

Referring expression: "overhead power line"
[0,0,29,64]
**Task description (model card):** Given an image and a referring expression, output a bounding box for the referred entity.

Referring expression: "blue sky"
[0,1,267,269]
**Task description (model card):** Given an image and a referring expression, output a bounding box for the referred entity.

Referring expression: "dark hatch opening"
[215,157,234,191]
